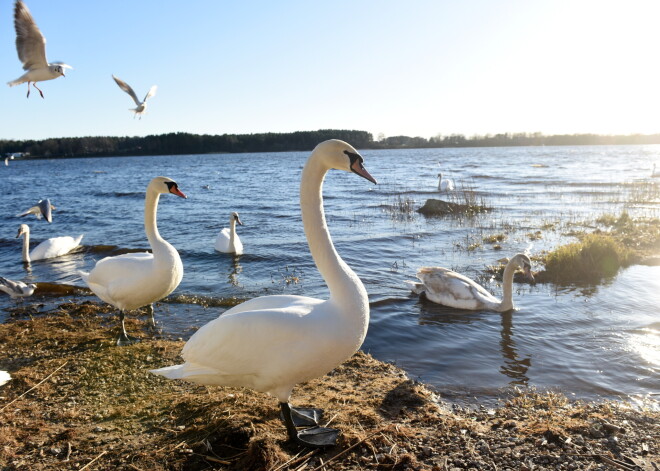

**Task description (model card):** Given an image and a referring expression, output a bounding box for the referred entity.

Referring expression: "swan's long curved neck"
[300,156,368,310]
[229,219,237,250]
[144,190,165,254]
[20,232,30,263]
[500,260,516,311]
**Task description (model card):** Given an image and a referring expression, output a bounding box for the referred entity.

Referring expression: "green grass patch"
[542,233,634,283]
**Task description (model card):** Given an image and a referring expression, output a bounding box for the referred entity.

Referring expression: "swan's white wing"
[14,0,48,70]
[112,75,141,106]
[155,296,327,394]
[29,235,83,260]
[214,228,231,252]
[416,267,499,310]
[143,85,157,102]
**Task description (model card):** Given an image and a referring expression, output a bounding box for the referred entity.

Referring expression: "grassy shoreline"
[0,301,657,470]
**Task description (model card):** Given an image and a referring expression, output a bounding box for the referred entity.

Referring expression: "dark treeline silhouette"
[2,130,660,158]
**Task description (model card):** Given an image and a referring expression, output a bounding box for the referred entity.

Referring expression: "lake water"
[1,145,658,407]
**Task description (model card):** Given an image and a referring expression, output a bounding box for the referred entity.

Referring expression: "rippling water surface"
[1,145,658,405]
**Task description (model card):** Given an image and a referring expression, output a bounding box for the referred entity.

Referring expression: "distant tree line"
[2,129,660,159]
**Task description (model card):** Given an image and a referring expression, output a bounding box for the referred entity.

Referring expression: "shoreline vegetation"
[0,303,658,470]
[5,130,660,159]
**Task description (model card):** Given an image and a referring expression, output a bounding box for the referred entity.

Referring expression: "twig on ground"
[0,361,68,412]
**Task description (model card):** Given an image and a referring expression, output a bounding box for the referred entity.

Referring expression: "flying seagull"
[16,199,54,223]
[0,276,37,299]
[7,0,72,98]
[112,75,157,119]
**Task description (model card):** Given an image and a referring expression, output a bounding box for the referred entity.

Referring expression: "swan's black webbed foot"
[116,331,140,346]
[280,402,338,448]
[295,426,339,447]
[281,407,324,427]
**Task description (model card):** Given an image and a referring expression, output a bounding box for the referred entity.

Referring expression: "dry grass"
[0,302,657,470]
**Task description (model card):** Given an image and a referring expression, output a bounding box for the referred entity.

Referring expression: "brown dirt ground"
[0,301,657,471]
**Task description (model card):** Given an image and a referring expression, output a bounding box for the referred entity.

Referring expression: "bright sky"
[1,0,659,141]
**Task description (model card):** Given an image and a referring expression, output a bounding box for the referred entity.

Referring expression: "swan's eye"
[165,181,177,192]
[344,150,364,171]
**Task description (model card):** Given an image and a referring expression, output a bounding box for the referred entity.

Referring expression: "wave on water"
[92,191,144,199]
[165,293,246,308]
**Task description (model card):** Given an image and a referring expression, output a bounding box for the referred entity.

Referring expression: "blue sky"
[1,0,659,141]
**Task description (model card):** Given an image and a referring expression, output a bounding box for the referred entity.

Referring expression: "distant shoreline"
[3,129,660,160]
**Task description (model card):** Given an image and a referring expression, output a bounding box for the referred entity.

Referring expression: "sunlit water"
[1,145,658,406]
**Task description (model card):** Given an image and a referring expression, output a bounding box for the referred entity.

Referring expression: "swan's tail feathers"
[0,370,11,387]
[150,363,219,380]
[405,280,425,295]
[78,270,90,284]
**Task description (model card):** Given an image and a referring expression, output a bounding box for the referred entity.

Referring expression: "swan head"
[231,212,243,226]
[512,253,534,282]
[16,224,29,239]
[149,176,187,199]
[313,139,377,184]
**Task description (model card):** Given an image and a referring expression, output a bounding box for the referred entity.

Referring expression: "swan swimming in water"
[151,140,377,447]
[80,176,187,345]
[16,224,83,263]
[407,253,533,312]
[438,173,454,192]
[214,212,243,255]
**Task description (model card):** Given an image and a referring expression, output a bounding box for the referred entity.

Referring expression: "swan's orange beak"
[351,160,377,184]
[170,187,187,199]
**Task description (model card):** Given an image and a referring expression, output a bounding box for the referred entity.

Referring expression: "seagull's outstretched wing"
[112,75,141,106]
[14,0,48,70]
[16,199,52,223]
[143,85,157,103]
[0,277,23,297]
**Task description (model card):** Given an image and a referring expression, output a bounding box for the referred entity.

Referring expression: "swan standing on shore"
[438,173,454,192]
[151,140,377,447]
[0,276,36,299]
[8,0,72,98]
[112,75,157,119]
[80,177,187,346]
[407,253,533,312]
[16,224,83,263]
[214,212,243,255]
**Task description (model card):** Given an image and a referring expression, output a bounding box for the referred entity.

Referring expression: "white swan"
[407,253,533,312]
[80,176,187,345]
[151,140,377,447]
[0,371,10,387]
[0,276,36,299]
[438,172,454,192]
[16,224,83,263]
[214,212,243,255]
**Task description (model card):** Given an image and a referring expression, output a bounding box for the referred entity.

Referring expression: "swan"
[214,212,243,255]
[407,253,533,312]
[0,276,36,299]
[16,224,83,263]
[652,163,660,178]
[0,371,10,387]
[16,199,53,223]
[438,173,454,192]
[80,176,187,346]
[151,140,377,448]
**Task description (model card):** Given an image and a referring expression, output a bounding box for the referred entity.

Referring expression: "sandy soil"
[0,301,657,470]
